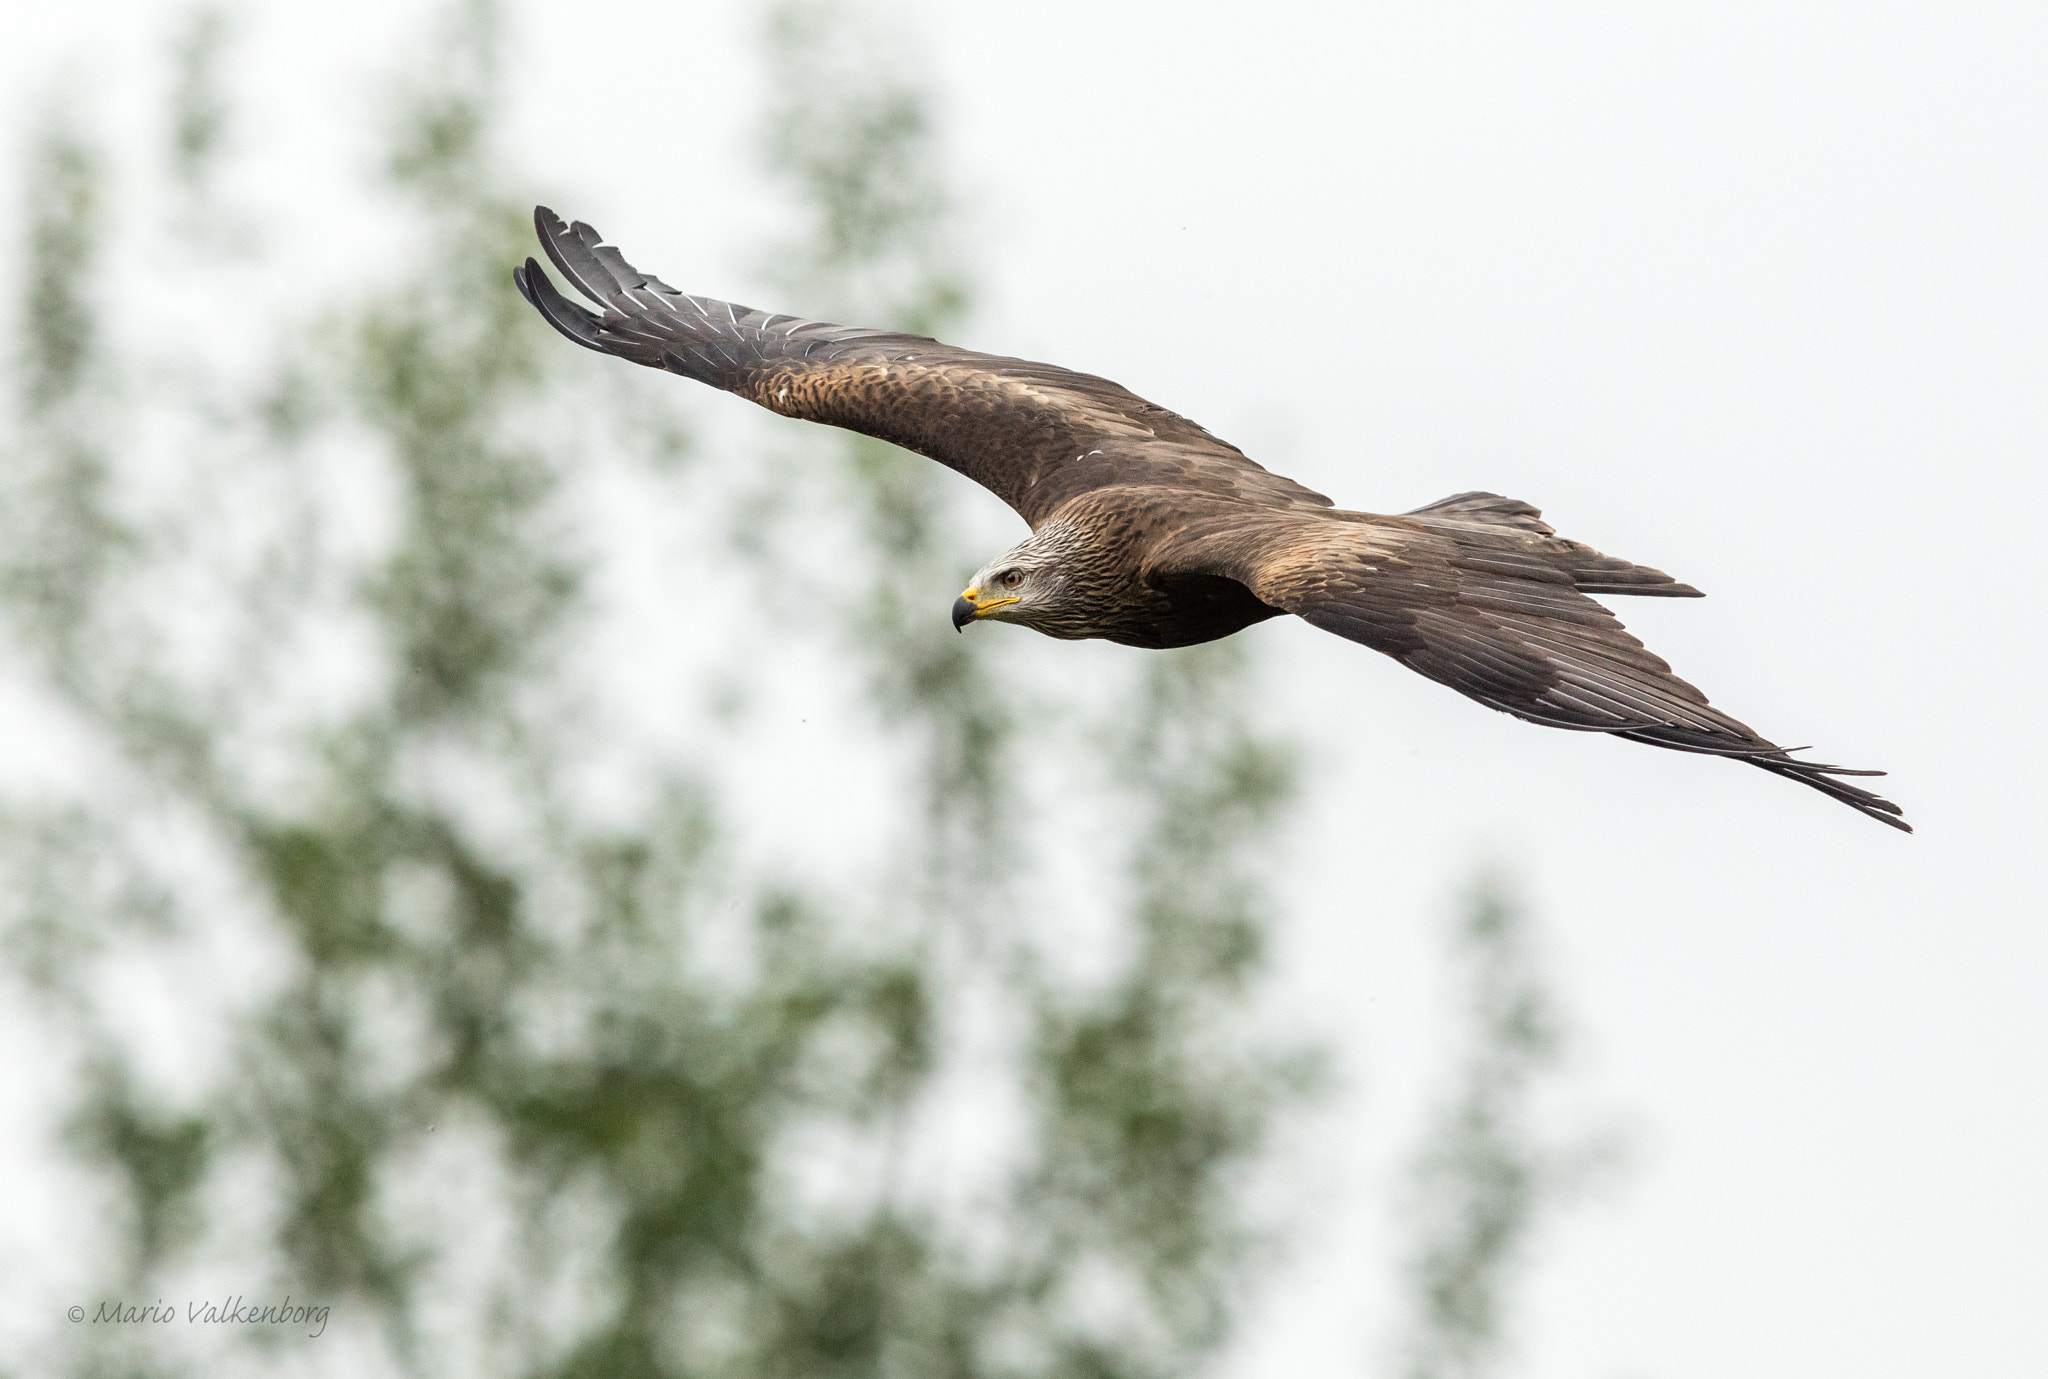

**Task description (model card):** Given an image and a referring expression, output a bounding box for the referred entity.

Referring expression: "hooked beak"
[952,586,1018,631]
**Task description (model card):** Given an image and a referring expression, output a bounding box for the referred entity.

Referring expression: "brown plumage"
[514,207,1909,832]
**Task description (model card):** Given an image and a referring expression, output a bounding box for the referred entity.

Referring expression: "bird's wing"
[514,207,1331,527]
[1154,495,1909,831]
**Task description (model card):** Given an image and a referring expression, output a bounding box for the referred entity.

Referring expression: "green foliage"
[1396,875,1622,1379]
[67,1054,211,1274]
[23,127,101,407]
[168,7,231,191]
[7,105,123,681]
[758,0,1001,852]
[0,4,1312,1378]
[738,9,1315,1374]
[1027,643,1309,1352]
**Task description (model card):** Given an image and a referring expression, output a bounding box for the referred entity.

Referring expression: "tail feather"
[1407,490,1705,598]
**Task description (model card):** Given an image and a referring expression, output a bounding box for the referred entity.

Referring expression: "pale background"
[2,3,2042,1377]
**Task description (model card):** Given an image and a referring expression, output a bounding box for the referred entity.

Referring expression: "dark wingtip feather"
[516,258,626,358]
[1577,579,1706,598]
[533,206,620,307]
[1611,725,1911,831]
[1757,753,1911,832]
[1568,577,1705,598]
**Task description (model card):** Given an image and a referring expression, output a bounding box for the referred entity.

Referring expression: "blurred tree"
[0,4,1310,1379]
[1393,874,1623,1379]
[752,9,1313,1369]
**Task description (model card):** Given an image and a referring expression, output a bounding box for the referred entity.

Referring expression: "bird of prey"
[514,207,1908,832]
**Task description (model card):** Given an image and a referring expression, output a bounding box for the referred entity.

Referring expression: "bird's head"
[952,522,1084,634]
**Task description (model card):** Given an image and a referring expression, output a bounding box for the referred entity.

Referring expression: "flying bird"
[514,207,1908,832]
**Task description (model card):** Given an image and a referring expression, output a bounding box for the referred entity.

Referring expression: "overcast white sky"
[4,3,2045,1377]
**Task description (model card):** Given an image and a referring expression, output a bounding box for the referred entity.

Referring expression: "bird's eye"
[1000,569,1024,588]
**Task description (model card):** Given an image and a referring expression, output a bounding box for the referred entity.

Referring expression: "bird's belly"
[1092,573,1286,650]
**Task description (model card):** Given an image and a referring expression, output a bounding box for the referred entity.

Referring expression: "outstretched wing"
[1164,494,1910,831]
[514,207,1330,527]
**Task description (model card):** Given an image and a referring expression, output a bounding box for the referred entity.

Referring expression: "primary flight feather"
[514,207,1908,832]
